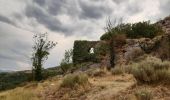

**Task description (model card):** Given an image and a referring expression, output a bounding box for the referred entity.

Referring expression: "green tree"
[32,33,57,81]
[60,49,73,74]
[64,49,73,63]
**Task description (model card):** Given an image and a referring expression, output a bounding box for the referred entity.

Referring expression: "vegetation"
[0,88,38,100]
[111,67,124,75]
[129,21,162,38]
[0,72,31,91]
[104,18,122,69]
[0,69,60,91]
[158,35,170,61]
[0,15,170,100]
[95,42,109,57]
[32,33,57,81]
[135,88,152,100]
[92,69,107,77]
[127,56,170,84]
[73,40,99,64]
[100,21,163,40]
[61,73,89,88]
[60,49,73,74]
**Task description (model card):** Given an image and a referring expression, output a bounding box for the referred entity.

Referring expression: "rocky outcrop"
[157,16,170,34]
[115,32,170,65]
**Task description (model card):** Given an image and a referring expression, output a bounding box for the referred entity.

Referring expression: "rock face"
[115,16,170,64]
[105,16,170,66]
[157,16,170,34]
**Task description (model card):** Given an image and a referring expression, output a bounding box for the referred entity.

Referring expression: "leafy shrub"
[128,56,170,84]
[135,88,152,100]
[100,32,112,41]
[60,61,72,74]
[111,67,124,75]
[114,34,127,47]
[100,24,130,41]
[100,21,163,40]
[127,21,163,39]
[61,73,89,88]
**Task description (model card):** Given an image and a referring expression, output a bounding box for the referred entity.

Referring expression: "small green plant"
[61,73,89,88]
[135,88,152,100]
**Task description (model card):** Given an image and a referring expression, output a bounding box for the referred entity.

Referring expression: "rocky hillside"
[157,16,170,34]
[0,16,170,100]
[114,16,170,66]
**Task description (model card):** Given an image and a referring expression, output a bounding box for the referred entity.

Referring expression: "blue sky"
[0,0,169,71]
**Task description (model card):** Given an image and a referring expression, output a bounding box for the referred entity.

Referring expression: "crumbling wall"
[73,40,99,64]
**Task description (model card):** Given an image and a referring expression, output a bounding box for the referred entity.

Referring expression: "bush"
[114,34,127,47]
[128,56,170,84]
[100,21,163,40]
[0,72,32,91]
[127,21,163,39]
[100,32,112,41]
[61,73,89,88]
[42,69,60,79]
[135,88,152,100]
[60,62,72,74]
[111,67,124,75]
[92,69,107,77]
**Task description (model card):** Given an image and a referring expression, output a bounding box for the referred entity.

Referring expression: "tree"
[64,49,73,63]
[32,33,57,81]
[104,18,122,69]
[60,49,73,74]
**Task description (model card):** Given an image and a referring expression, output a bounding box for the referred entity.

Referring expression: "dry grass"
[111,66,124,75]
[0,87,39,100]
[0,71,137,100]
[86,68,108,77]
[127,56,170,84]
[61,73,89,89]
[135,88,152,100]
[0,77,61,100]
[93,69,108,77]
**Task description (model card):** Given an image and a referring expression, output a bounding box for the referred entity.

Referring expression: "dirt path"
[41,74,136,100]
[83,74,136,100]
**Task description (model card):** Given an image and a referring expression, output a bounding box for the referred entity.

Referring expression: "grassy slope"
[0,70,136,100]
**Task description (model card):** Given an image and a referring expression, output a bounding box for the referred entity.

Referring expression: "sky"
[0,0,169,71]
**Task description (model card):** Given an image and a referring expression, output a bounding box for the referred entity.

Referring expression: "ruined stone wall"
[73,40,99,64]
